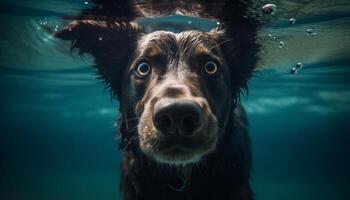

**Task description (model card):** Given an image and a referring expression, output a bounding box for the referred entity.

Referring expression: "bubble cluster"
[39,19,48,26]
[290,62,303,74]
[262,4,276,15]
[306,28,317,36]
[267,34,277,41]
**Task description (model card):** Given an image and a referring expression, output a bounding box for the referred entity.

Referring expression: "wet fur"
[55,1,260,199]
[120,105,252,200]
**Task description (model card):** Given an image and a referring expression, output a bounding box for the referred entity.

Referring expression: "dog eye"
[136,62,151,77]
[204,61,218,75]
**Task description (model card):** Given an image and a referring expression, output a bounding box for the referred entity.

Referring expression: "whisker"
[210,37,232,50]
[124,135,139,149]
[197,158,204,170]
[127,124,139,133]
[119,117,140,123]
[195,161,201,170]
[218,126,226,133]
[203,157,208,169]
[200,159,205,170]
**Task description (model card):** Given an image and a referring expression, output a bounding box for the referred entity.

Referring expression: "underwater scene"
[0,0,349,199]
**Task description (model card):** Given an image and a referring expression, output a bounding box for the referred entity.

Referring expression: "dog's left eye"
[204,61,218,75]
[135,62,151,77]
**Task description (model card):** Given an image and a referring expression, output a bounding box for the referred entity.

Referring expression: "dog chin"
[152,151,202,166]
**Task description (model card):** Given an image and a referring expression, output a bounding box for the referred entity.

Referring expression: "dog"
[55,1,260,199]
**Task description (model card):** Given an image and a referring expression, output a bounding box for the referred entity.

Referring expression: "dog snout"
[153,99,202,136]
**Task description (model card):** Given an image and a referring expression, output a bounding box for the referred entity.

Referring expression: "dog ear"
[209,20,260,96]
[55,20,143,97]
[202,0,260,97]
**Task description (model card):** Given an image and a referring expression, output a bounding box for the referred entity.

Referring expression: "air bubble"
[84,1,89,5]
[262,4,276,15]
[288,18,296,24]
[290,67,297,74]
[98,37,103,41]
[278,41,285,48]
[267,34,272,39]
[296,62,303,69]
[188,20,192,25]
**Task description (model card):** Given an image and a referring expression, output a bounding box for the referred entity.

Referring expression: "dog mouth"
[154,148,202,165]
[153,149,210,165]
[143,132,218,165]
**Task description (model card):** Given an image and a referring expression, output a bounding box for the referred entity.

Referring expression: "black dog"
[56,1,260,199]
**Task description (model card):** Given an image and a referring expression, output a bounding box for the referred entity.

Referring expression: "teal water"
[0,1,349,200]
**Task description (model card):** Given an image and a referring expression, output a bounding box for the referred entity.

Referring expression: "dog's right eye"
[135,62,151,77]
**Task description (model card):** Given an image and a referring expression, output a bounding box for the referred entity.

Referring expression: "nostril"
[154,111,176,135]
[157,114,173,131]
[181,114,201,135]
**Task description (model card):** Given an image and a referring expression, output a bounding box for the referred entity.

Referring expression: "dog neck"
[166,164,193,192]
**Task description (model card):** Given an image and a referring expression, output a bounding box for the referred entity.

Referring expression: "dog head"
[56,19,254,165]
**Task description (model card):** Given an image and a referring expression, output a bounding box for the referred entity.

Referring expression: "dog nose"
[153,99,202,136]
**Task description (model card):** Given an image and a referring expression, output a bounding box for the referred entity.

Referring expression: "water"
[0,1,349,199]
